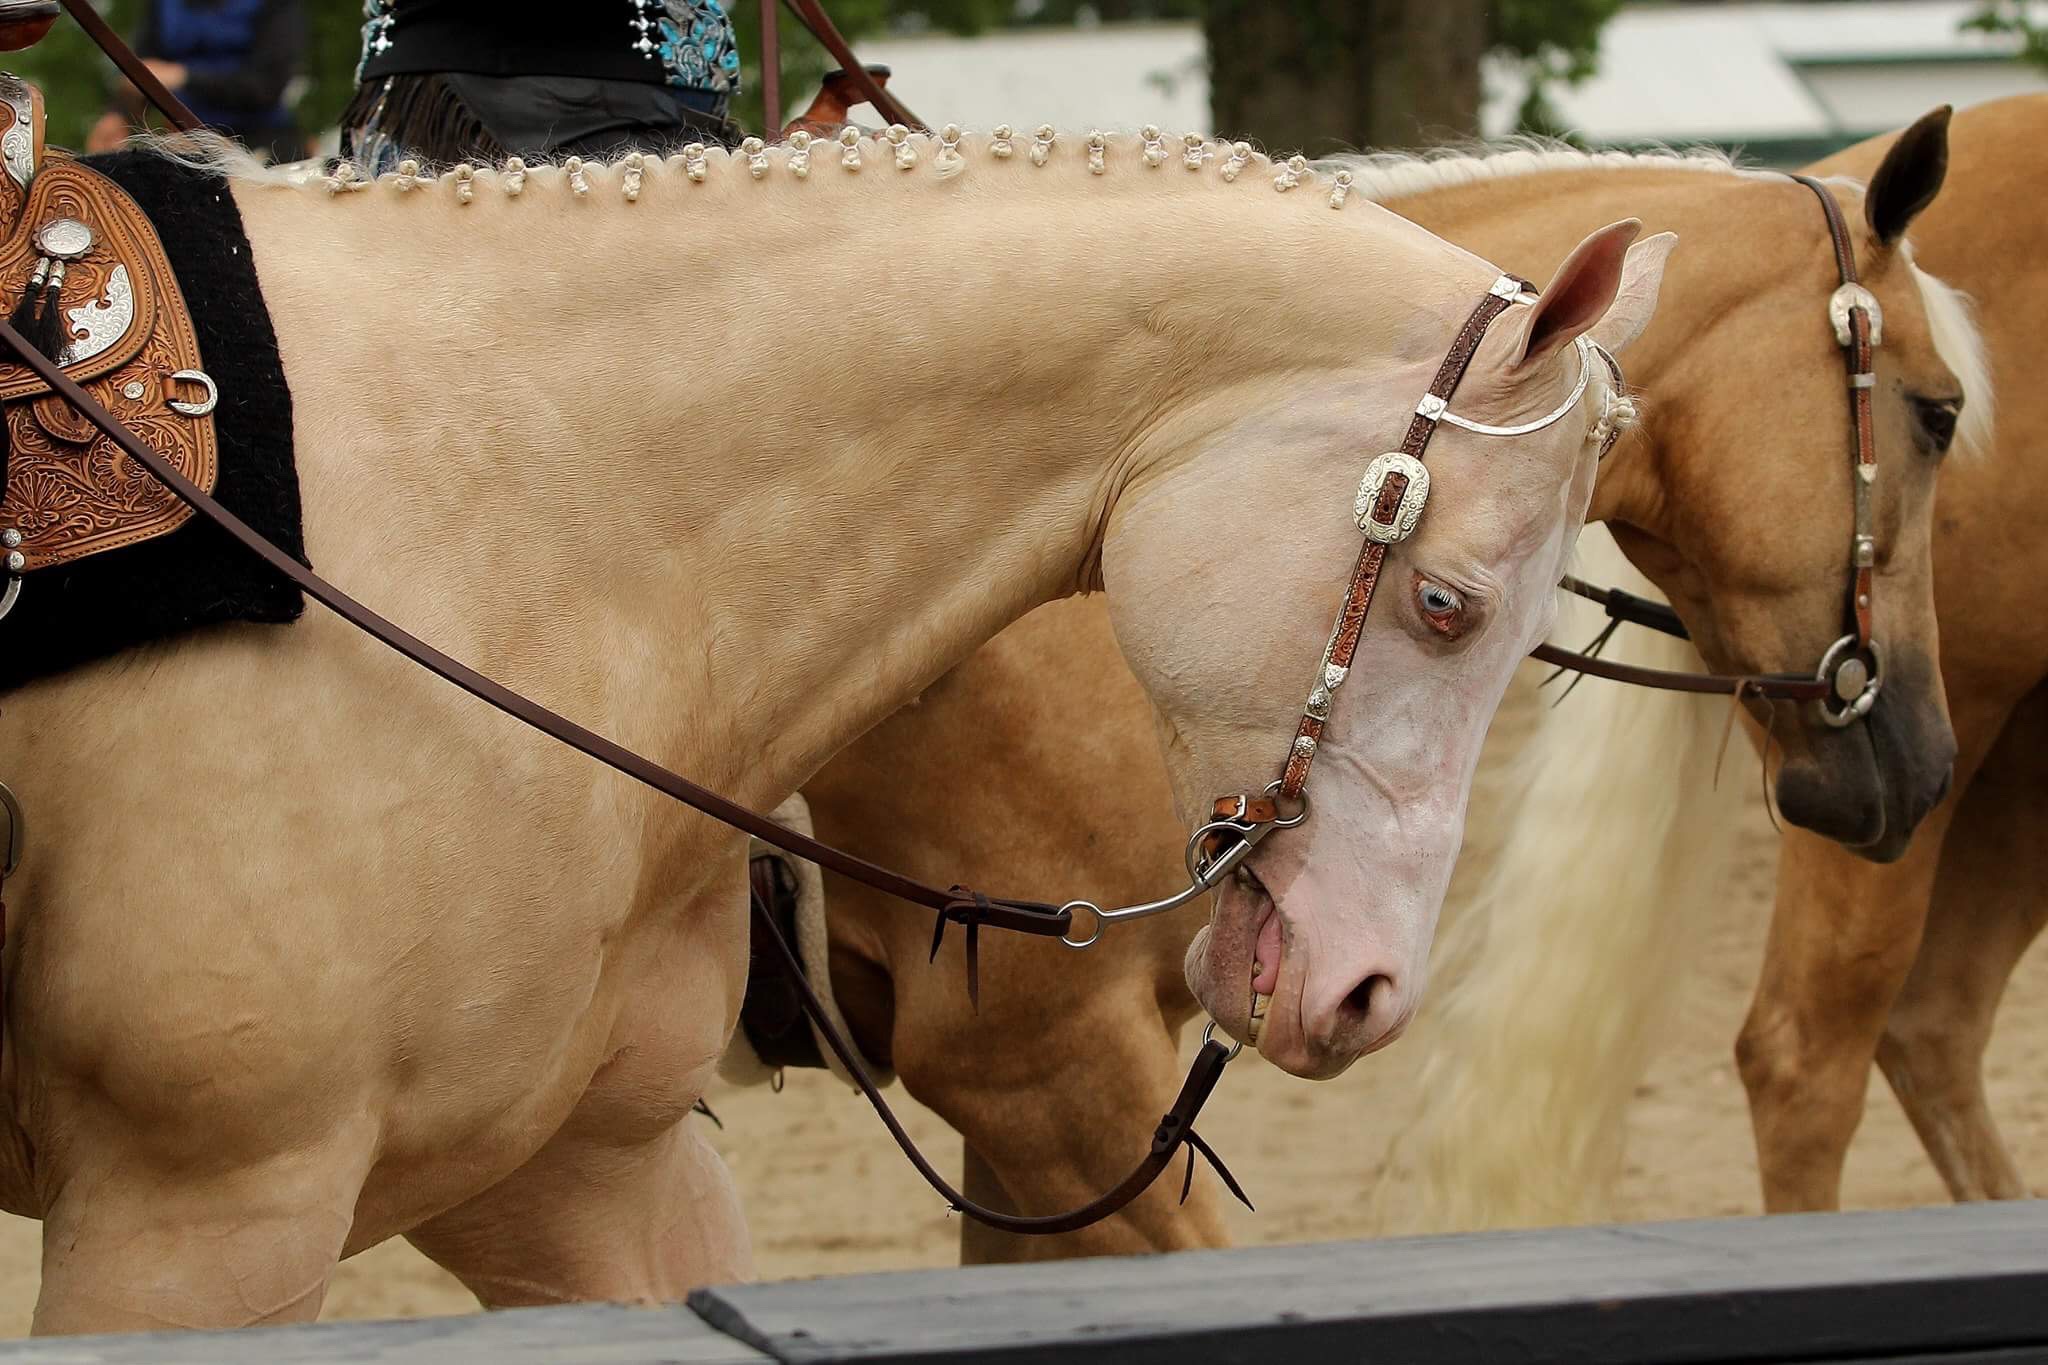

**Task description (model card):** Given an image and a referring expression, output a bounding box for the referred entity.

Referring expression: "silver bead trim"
[1,528,21,548]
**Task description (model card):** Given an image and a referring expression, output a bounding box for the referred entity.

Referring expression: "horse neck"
[236,152,1462,804]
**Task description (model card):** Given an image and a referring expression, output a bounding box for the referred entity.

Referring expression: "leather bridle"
[1061,280,1628,954]
[1527,174,1887,722]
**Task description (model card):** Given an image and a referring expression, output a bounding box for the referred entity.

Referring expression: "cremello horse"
[756,115,1972,1262]
[0,130,1665,1332]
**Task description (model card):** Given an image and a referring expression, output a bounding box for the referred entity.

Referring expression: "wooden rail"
[2,1201,2043,1362]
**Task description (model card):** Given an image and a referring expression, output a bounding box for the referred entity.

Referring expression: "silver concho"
[1828,282,1883,348]
[34,218,94,262]
[1354,452,1430,544]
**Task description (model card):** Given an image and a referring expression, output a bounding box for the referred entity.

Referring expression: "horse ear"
[1866,105,1951,245]
[1589,231,1678,357]
[1506,219,1641,371]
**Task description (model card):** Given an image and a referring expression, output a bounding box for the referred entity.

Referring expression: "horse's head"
[1599,108,1971,862]
[1103,221,1674,1078]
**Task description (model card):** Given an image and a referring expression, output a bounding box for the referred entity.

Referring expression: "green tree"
[1204,0,1622,157]
[1963,1,2048,69]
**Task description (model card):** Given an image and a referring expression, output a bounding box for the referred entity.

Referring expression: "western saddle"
[0,12,218,614]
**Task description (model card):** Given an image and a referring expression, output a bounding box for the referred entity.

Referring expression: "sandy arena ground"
[0,788,2037,1331]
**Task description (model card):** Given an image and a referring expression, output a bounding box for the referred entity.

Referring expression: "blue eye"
[1419,582,1461,616]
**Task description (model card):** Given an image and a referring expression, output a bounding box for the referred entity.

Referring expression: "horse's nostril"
[1344,974,1391,1019]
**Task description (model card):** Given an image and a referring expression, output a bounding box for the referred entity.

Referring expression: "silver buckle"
[1828,283,1884,348]
[1354,452,1430,545]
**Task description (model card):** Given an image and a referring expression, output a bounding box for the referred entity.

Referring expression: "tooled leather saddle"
[0,71,217,593]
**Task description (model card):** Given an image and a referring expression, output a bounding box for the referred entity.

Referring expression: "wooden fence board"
[0,1202,2043,1362]
[692,1201,2048,1364]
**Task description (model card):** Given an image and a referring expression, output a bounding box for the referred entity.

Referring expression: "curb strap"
[756,890,1249,1233]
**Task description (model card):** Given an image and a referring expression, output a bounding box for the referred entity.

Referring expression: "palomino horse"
[0,130,1664,1332]
[1383,95,2046,1231]
[761,117,1973,1261]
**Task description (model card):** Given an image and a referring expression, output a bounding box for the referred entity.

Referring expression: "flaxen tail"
[1373,527,1754,1233]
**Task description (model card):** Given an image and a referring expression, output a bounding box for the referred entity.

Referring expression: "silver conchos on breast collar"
[1057,276,1622,952]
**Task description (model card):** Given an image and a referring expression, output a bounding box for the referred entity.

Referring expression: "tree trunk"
[1203,0,1486,157]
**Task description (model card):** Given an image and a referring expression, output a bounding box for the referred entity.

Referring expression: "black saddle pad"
[0,148,301,691]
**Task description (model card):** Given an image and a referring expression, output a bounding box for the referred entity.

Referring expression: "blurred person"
[85,0,307,162]
[342,1,745,172]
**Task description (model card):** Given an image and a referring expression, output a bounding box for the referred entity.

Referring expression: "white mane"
[1319,135,1763,204]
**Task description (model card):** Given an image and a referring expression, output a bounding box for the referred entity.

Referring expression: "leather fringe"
[340,73,507,169]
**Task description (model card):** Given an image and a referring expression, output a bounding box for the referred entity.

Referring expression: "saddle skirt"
[0,72,217,573]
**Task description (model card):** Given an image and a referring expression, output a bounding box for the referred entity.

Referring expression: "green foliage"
[1492,0,1623,136]
[1963,1,2048,70]
[7,0,138,147]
